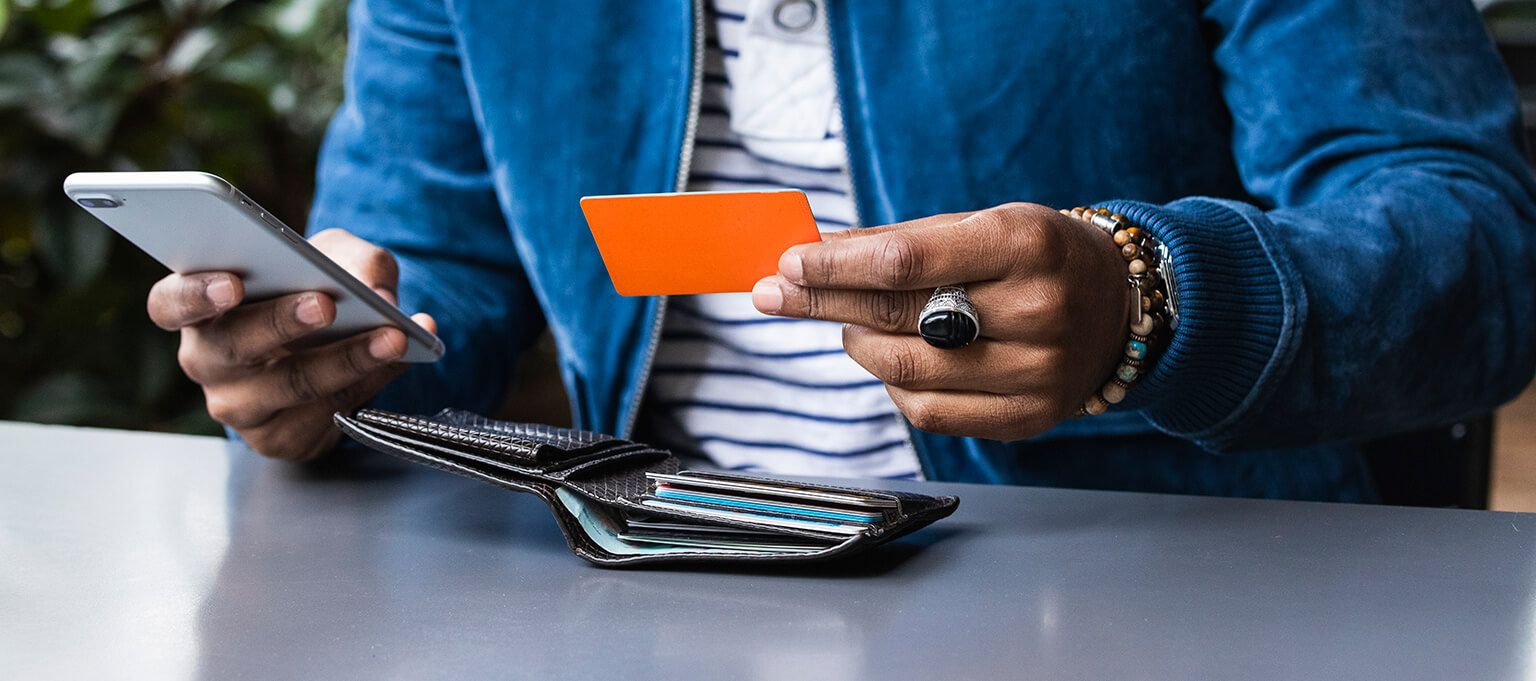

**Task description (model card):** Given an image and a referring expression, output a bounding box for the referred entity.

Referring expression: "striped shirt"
[642,0,922,480]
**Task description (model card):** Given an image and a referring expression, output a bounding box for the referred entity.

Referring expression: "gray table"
[4,421,1536,680]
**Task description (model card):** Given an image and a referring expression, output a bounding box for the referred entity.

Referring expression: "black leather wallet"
[334,408,959,567]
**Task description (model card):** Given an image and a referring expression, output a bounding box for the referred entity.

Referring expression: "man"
[148,0,1536,501]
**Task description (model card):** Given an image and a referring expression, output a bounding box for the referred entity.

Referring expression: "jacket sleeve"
[307,0,544,415]
[1104,0,1536,451]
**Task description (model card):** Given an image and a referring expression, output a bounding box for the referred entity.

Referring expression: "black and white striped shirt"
[643,0,921,480]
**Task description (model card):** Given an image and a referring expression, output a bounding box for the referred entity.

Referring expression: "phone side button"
[260,214,301,241]
[255,211,281,230]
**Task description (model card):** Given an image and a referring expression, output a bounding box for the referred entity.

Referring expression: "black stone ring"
[918,285,981,349]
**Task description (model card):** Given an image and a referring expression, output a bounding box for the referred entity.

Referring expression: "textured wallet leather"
[334,408,960,567]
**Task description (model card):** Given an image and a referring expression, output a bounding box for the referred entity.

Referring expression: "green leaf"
[0,54,57,109]
[43,56,142,153]
[162,25,218,76]
[30,202,114,291]
[29,0,96,34]
[270,0,326,38]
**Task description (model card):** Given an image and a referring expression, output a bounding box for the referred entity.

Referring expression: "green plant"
[0,0,346,432]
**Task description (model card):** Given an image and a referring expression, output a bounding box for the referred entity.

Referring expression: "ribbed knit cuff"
[1097,197,1308,450]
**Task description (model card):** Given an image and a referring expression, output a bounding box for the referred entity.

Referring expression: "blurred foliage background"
[0,0,346,432]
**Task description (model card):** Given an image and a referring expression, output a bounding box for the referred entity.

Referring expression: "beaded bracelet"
[1060,207,1175,417]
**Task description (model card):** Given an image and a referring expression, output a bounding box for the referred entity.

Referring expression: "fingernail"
[368,331,402,361]
[780,248,805,283]
[295,295,326,327]
[752,279,784,314]
[206,278,236,308]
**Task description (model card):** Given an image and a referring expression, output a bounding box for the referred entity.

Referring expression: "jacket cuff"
[1096,198,1308,450]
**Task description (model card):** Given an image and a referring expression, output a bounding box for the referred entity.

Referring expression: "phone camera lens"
[77,197,121,209]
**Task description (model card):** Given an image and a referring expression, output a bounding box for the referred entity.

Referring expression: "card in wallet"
[333,408,959,568]
[579,190,821,296]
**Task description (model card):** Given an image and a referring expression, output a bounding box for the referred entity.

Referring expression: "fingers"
[184,293,337,375]
[309,228,401,294]
[754,278,930,332]
[754,276,1062,340]
[842,325,1060,394]
[779,204,1061,290]
[817,212,975,242]
[205,327,408,429]
[240,362,407,462]
[147,272,243,330]
[205,312,431,462]
[885,385,1062,441]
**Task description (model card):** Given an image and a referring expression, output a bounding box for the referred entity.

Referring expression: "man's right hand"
[147,229,437,462]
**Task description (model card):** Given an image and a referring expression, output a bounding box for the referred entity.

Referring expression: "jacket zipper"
[622,0,705,438]
[824,4,930,479]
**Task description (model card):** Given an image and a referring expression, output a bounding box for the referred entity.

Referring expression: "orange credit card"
[580,190,822,296]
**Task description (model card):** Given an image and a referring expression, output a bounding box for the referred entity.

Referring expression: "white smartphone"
[63,171,444,362]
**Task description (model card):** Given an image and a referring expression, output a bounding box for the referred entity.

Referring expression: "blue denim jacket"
[308,0,1536,499]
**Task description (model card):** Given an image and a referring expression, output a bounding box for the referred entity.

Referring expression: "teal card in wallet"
[333,408,959,568]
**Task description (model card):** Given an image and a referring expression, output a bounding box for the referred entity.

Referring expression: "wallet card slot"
[550,442,671,479]
[607,496,857,542]
[668,470,907,522]
[552,488,847,559]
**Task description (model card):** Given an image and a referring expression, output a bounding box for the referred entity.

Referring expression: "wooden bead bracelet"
[1060,207,1175,417]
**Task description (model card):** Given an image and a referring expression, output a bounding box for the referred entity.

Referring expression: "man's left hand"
[751,202,1130,441]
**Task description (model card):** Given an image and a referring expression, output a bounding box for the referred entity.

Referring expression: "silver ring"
[919,285,980,349]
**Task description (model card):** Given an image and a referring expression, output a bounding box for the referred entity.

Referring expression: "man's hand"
[751,203,1128,441]
[147,229,436,461]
